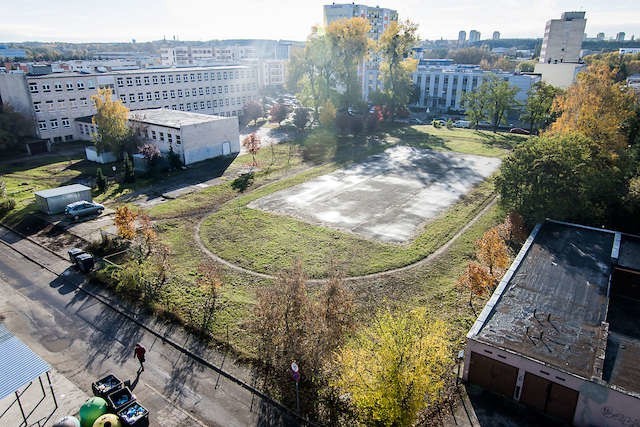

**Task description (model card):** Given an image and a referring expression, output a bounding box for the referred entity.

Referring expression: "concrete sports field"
[249,146,502,243]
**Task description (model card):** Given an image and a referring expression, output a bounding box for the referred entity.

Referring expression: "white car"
[453,120,470,128]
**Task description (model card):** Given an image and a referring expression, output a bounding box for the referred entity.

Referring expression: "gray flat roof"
[128,108,228,129]
[27,65,250,79]
[471,221,615,379]
[0,324,51,400]
[34,184,91,199]
[618,235,640,271]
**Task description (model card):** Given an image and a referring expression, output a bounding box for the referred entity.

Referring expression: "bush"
[123,153,135,183]
[432,119,442,129]
[319,101,336,128]
[446,119,454,129]
[168,145,182,170]
[0,198,16,215]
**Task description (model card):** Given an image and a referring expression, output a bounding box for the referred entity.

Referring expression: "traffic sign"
[291,362,299,373]
[292,371,300,382]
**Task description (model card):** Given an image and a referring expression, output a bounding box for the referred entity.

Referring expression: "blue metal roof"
[0,324,51,400]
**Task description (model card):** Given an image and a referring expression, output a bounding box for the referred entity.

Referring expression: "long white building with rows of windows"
[0,65,259,143]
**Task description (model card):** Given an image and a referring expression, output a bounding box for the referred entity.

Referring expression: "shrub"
[0,197,16,215]
[319,101,336,128]
[446,119,454,129]
[123,153,135,183]
[95,168,108,193]
[432,119,442,128]
[168,145,182,170]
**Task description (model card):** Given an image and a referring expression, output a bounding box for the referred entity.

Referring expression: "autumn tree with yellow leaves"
[332,309,453,427]
[91,87,131,154]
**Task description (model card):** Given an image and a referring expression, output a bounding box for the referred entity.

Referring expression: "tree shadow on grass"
[473,131,528,149]
[385,126,448,151]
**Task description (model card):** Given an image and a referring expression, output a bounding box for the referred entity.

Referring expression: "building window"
[160,75,166,84]
[29,82,38,93]
[169,90,175,98]
[168,75,174,83]
[191,88,197,96]
[57,99,65,109]
[120,94,127,102]
[168,133,173,143]
[171,105,177,110]
[80,97,87,106]
[152,76,158,84]
[144,76,150,85]
[42,83,51,92]
[186,103,192,111]
[38,121,46,130]
[197,73,202,81]
[213,100,217,107]
[62,118,70,127]
[175,74,181,83]
[69,99,77,108]
[200,101,205,109]
[205,87,211,95]
[54,82,63,91]
[190,73,195,81]
[176,135,181,144]
[193,103,198,110]
[77,81,85,90]
[50,119,59,129]
[206,101,211,108]
[183,73,188,81]
[117,77,124,87]
[129,94,136,102]
[162,91,168,100]
[225,98,229,106]
[185,90,190,98]
[146,92,152,101]
[204,73,209,81]
[46,101,54,111]
[154,92,160,100]
[151,130,156,140]
[179,104,184,110]
[87,80,95,89]
[217,86,222,93]
[224,86,228,93]
[138,93,144,101]
[198,87,204,95]
[159,132,164,141]
[126,77,133,86]
[33,102,41,112]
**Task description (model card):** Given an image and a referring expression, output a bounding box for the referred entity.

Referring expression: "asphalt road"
[0,225,299,426]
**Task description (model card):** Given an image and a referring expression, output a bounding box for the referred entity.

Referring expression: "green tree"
[326,17,371,108]
[462,83,489,129]
[293,107,310,133]
[377,20,419,117]
[0,104,33,151]
[485,74,519,131]
[123,152,135,183]
[91,87,130,154]
[269,103,289,126]
[241,101,263,126]
[95,168,107,193]
[319,100,336,128]
[333,309,453,427]
[521,81,563,133]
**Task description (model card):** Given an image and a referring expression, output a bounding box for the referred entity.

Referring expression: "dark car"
[509,127,531,135]
[65,200,104,220]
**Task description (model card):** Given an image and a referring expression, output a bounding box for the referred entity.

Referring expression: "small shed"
[34,184,92,215]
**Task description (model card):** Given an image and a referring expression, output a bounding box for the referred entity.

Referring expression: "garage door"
[520,372,578,423]
[468,352,518,398]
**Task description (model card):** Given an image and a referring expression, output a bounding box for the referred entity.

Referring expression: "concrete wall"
[180,116,239,165]
[0,73,33,117]
[464,339,640,427]
[534,63,586,89]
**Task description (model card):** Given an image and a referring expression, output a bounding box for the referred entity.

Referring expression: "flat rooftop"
[128,109,228,129]
[25,65,249,79]
[469,220,640,395]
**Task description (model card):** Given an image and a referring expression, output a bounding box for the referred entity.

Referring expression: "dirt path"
[194,196,498,283]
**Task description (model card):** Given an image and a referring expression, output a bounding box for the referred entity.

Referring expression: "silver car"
[64,200,104,220]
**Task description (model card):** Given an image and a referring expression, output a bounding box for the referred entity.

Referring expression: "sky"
[1,0,639,43]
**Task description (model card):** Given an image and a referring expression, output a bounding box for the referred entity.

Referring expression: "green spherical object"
[93,413,121,427]
[53,415,81,427]
[79,397,108,427]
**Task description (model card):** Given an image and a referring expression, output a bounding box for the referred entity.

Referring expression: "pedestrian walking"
[134,343,146,372]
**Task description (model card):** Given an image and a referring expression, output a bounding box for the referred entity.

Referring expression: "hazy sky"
[2,0,639,43]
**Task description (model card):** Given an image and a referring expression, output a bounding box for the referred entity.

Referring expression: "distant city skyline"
[1,0,639,43]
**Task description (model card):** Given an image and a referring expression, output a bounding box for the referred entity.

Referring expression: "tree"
[0,104,33,151]
[242,133,261,166]
[114,205,138,240]
[495,133,629,225]
[549,63,637,153]
[195,263,223,336]
[458,261,495,308]
[326,17,371,108]
[136,210,156,259]
[319,100,336,128]
[462,83,489,129]
[520,81,563,133]
[293,107,310,133]
[475,227,510,279]
[449,47,497,65]
[241,101,263,126]
[122,152,135,183]
[484,74,519,131]
[167,144,182,170]
[517,61,536,73]
[377,20,419,117]
[269,103,289,126]
[333,309,453,427]
[91,87,130,154]
[95,168,108,193]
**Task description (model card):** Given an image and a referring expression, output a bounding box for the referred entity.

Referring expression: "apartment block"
[0,65,259,143]
[323,3,398,100]
[539,11,586,63]
[412,62,538,115]
[469,30,481,43]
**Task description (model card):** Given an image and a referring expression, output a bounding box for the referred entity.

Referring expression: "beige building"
[0,65,259,143]
[76,108,240,165]
[540,12,586,64]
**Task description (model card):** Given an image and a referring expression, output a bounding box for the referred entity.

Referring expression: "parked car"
[431,119,446,126]
[64,200,104,220]
[509,127,531,135]
[453,120,470,128]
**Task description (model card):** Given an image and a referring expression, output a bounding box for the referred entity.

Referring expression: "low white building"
[76,108,239,166]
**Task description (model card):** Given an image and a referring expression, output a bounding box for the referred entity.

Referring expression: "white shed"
[34,184,92,214]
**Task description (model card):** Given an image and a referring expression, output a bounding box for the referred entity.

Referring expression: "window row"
[38,118,71,130]
[33,98,88,112]
[119,92,253,107]
[29,80,94,93]
[143,129,181,145]
[115,69,256,87]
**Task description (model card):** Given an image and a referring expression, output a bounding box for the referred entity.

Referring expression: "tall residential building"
[616,32,626,42]
[323,3,398,100]
[469,30,481,43]
[458,30,467,47]
[597,32,605,41]
[539,11,586,63]
[492,31,501,40]
[0,66,259,143]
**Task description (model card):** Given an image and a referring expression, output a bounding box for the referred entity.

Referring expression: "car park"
[64,200,104,220]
